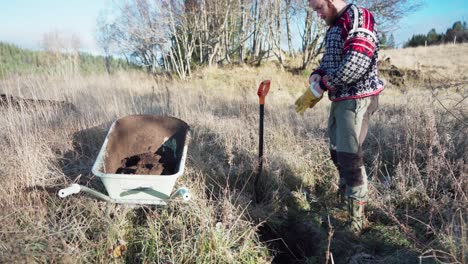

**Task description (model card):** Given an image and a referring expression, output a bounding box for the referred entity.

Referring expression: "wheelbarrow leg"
[58,184,114,202]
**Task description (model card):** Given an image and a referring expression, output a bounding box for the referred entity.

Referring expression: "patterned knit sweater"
[312,4,384,101]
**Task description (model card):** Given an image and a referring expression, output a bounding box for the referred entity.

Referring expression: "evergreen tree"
[404,20,468,47]
[379,32,389,49]
[0,41,138,78]
[446,21,468,43]
[387,34,396,49]
[404,34,426,47]
[426,28,440,45]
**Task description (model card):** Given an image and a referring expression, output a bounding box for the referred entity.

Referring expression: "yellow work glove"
[294,84,323,115]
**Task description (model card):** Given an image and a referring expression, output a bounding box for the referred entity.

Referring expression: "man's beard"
[325,0,338,25]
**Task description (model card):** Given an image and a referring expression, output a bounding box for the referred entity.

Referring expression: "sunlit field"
[0,44,466,263]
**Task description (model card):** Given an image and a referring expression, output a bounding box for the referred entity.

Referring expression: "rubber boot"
[337,185,347,210]
[345,198,366,235]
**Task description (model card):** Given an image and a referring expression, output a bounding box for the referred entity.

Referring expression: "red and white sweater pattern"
[312,4,384,101]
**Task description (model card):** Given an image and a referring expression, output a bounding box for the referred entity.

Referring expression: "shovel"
[254,80,270,203]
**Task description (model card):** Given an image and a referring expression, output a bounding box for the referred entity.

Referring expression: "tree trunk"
[301,6,313,69]
[285,0,294,58]
[239,0,246,63]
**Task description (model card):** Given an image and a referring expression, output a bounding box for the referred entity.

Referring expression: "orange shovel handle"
[257,80,271,105]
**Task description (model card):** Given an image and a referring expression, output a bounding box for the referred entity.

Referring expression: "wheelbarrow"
[58,115,191,205]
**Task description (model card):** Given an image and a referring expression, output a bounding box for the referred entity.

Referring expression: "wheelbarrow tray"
[91,115,190,205]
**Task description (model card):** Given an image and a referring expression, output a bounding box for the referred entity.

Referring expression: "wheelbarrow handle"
[58,184,81,198]
[58,184,113,202]
[58,184,191,203]
[257,80,271,105]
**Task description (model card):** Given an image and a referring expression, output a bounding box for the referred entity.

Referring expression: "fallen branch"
[325,215,335,264]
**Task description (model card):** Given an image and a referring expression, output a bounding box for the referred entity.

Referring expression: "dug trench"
[0,93,78,112]
[251,161,417,263]
[255,186,335,263]
[255,181,422,263]
[188,124,331,263]
[257,217,327,263]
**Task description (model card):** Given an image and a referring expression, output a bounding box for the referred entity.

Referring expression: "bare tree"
[95,0,421,78]
[238,0,247,63]
[351,0,423,32]
[96,15,115,74]
[41,30,82,73]
[266,0,286,69]
[284,0,295,58]
[293,0,325,70]
[96,0,169,75]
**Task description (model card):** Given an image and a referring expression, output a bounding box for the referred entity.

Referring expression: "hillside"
[0,42,136,78]
[0,44,466,263]
[381,43,468,82]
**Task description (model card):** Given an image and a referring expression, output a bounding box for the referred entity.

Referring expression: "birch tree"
[95,0,421,78]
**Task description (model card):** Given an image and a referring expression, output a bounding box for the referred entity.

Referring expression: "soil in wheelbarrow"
[115,145,178,175]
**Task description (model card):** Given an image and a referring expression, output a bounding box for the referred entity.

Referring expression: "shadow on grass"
[187,105,423,263]
[186,121,331,263]
[50,96,423,263]
[58,123,111,193]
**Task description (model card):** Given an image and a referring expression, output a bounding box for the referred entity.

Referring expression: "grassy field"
[0,44,466,263]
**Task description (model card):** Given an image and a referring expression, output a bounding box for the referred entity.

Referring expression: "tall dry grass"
[0,51,466,263]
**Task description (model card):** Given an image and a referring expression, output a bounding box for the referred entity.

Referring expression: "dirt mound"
[0,94,77,112]
[378,57,421,87]
[115,145,178,175]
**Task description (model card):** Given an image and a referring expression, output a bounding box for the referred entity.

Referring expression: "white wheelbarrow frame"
[58,115,191,205]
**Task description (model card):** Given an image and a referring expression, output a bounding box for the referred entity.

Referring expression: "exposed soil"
[0,94,77,112]
[258,219,325,264]
[115,145,178,175]
[102,115,189,175]
[378,57,421,87]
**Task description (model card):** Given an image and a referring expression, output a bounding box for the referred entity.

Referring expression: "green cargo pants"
[328,95,379,202]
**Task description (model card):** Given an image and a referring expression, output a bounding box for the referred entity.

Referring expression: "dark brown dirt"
[115,145,178,175]
[102,115,189,175]
[378,57,421,87]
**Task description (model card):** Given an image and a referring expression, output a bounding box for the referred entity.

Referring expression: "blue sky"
[0,0,109,53]
[0,0,467,53]
[394,0,468,46]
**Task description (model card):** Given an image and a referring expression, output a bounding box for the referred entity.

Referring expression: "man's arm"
[319,7,378,92]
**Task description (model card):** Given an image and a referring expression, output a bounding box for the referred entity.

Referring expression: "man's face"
[309,0,338,25]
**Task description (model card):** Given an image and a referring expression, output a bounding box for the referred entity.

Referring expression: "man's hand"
[295,82,323,116]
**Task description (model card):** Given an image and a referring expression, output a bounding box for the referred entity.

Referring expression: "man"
[295,0,384,234]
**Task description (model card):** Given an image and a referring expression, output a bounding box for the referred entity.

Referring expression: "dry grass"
[0,45,466,263]
[380,43,468,81]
